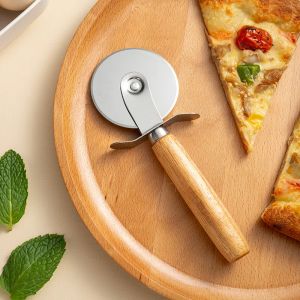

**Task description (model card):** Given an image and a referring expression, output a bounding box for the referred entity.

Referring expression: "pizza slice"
[198,0,300,152]
[262,117,300,241]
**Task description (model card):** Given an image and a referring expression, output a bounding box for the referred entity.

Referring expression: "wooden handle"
[152,133,249,262]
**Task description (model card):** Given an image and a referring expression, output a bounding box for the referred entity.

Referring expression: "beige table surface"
[0,1,165,299]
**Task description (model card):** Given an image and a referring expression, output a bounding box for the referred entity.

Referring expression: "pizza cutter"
[91,48,249,262]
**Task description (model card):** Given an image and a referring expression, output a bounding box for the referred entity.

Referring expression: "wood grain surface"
[152,133,249,262]
[54,0,300,299]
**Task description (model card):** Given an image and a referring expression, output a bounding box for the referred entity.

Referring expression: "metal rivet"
[127,77,144,94]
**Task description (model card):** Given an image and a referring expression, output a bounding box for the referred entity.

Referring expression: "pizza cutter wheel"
[91,49,249,262]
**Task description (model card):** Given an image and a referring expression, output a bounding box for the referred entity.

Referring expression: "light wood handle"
[152,133,249,262]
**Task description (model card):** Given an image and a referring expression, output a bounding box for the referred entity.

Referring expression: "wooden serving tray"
[54,1,300,299]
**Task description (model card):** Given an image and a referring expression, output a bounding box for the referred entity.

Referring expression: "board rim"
[54,1,300,299]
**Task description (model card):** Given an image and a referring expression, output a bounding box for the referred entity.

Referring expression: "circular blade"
[91,49,179,129]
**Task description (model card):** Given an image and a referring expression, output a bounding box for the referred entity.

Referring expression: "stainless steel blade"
[91,48,179,129]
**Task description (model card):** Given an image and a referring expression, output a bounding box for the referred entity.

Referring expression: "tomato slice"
[236,26,273,53]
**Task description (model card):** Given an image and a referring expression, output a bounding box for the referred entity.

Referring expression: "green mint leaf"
[0,275,4,289]
[0,150,28,230]
[0,234,66,300]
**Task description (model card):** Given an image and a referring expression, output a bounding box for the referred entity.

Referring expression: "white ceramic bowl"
[0,0,35,11]
[0,0,48,50]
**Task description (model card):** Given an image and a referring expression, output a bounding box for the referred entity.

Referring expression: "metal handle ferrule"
[149,127,169,145]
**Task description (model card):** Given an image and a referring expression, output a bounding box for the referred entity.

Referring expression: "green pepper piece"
[237,64,260,85]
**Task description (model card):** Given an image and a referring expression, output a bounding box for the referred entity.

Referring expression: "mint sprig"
[0,150,28,230]
[0,234,66,300]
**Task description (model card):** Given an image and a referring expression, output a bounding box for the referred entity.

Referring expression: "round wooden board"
[54,1,300,299]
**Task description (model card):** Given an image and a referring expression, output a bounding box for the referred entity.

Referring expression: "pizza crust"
[200,0,300,32]
[262,201,300,241]
[262,117,300,241]
[254,0,300,32]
